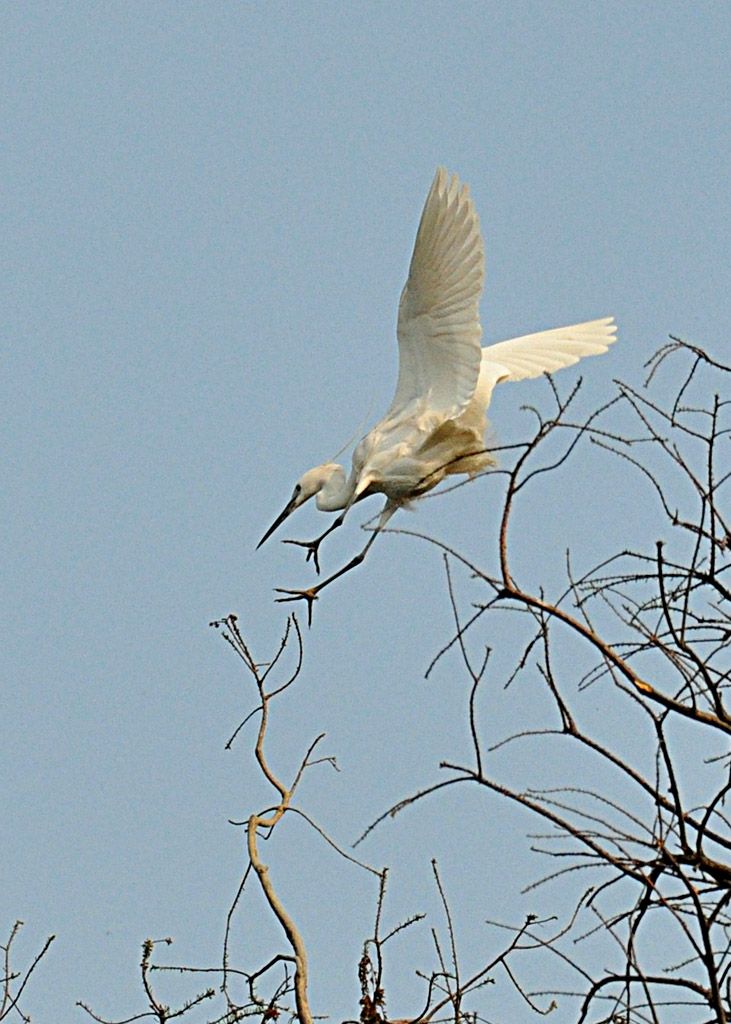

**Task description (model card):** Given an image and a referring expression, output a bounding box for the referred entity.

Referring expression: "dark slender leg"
[275,504,396,625]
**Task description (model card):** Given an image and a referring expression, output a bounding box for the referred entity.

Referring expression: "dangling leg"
[282,510,347,575]
[275,502,397,625]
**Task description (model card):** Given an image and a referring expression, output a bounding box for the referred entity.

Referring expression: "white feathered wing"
[388,167,485,422]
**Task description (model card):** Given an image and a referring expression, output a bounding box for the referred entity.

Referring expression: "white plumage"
[259,168,616,611]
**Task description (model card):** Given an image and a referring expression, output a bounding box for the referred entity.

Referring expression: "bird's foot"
[275,586,320,627]
[283,536,323,574]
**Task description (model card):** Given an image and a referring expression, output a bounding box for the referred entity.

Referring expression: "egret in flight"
[259,167,616,620]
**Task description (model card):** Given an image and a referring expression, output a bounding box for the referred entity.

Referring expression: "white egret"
[259,167,616,620]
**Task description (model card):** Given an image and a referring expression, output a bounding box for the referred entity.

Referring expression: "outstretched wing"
[483,317,617,382]
[389,168,485,421]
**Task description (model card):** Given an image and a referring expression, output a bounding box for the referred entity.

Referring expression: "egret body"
[259,168,616,618]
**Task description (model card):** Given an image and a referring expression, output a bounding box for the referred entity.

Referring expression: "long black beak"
[257,497,298,549]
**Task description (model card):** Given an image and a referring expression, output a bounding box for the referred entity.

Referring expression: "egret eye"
[293,484,301,496]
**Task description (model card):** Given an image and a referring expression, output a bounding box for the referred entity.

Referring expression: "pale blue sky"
[3,3,730,1019]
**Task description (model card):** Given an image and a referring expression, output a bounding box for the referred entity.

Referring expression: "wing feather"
[483,317,617,382]
[388,168,485,420]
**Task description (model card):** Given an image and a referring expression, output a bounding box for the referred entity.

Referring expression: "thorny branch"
[78,613,377,1024]
[0,921,54,1023]
[211,611,337,1024]
[374,337,731,1022]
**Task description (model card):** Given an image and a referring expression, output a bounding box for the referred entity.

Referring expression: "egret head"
[257,463,346,548]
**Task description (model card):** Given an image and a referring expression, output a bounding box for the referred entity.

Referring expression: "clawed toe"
[283,537,322,574]
[274,586,319,626]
